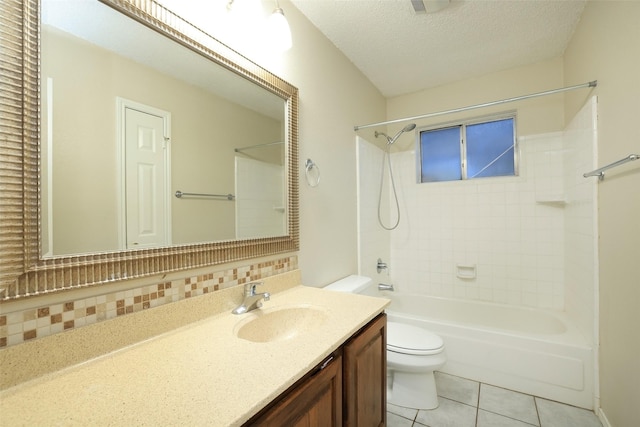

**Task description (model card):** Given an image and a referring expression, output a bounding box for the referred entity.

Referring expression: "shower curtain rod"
[234,140,283,153]
[353,80,597,131]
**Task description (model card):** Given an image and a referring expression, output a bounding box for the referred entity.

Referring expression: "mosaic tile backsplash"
[0,256,297,348]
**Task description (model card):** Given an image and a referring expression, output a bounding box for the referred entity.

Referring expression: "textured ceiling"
[290,0,587,97]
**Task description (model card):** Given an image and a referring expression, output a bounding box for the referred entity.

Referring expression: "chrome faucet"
[378,283,395,291]
[232,282,270,314]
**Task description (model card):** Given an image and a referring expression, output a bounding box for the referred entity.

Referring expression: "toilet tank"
[324,275,372,294]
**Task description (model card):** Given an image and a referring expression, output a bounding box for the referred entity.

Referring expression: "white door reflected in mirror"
[123,104,170,249]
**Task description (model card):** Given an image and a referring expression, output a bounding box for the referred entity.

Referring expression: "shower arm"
[375,123,417,145]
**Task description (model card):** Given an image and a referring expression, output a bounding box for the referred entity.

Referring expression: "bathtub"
[363,288,595,409]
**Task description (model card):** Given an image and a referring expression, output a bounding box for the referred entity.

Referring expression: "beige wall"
[386,56,566,144]
[42,29,120,254]
[564,2,640,425]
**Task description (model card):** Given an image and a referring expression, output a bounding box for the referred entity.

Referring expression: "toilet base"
[387,370,439,410]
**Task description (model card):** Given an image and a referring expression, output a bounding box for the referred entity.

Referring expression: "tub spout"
[378,283,395,291]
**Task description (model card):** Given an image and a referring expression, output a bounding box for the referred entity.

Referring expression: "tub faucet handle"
[377,258,388,273]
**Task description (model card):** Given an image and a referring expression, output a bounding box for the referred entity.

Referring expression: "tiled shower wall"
[0,256,297,348]
[563,97,598,341]
[387,134,566,309]
[358,98,597,329]
[356,136,391,281]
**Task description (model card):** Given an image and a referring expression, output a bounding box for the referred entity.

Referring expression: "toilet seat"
[387,322,444,356]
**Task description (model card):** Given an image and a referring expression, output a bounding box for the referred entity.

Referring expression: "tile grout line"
[478,408,540,427]
[533,396,542,427]
[475,381,481,426]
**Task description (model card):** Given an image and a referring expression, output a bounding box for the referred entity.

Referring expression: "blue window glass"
[466,118,515,178]
[419,116,516,183]
[420,126,461,182]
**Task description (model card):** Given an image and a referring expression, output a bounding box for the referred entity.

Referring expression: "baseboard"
[598,408,612,427]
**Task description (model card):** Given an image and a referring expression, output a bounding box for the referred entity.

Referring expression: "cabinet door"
[248,353,343,426]
[343,313,387,427]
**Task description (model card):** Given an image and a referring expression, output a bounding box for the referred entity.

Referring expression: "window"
[419,115,517,182]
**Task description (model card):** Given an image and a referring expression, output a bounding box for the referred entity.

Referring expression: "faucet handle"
[376,258,388,273]
[244,281,264,296]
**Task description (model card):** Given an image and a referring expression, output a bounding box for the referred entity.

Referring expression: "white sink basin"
[234,305,328,343]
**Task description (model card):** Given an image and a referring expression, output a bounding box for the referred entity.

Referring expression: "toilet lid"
[387,322,444,356]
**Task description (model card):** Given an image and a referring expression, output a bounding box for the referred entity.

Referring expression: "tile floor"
[387,372,603,427]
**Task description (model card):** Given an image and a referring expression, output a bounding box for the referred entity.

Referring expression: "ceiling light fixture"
[268,0,292,51]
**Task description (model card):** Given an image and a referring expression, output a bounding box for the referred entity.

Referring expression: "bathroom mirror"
[0,0,299,299]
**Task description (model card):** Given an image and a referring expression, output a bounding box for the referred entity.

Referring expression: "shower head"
[399,123,417,134]
[375,123,416,145]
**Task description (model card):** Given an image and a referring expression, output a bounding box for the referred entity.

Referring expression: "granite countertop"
[0,271,389,426]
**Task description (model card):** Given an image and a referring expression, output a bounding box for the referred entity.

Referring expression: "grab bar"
[583,154,639,180]
[175,190,235,200]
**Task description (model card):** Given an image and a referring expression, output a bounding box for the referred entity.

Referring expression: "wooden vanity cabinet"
[343,313,387,427]
[249,352,343,426]
[245,313,386,427]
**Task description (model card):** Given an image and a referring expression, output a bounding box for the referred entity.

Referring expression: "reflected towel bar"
[175,190,235,200]
[583,154,639,180]
[234,141,283,153]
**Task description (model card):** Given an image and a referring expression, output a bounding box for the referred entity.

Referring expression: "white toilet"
[324,275,446,410]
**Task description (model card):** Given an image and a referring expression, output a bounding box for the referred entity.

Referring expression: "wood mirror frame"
[0,0,299,300]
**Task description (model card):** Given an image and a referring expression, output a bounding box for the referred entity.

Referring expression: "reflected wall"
[42,27,283,255]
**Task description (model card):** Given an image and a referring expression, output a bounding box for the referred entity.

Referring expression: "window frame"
[416,112,519,183]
